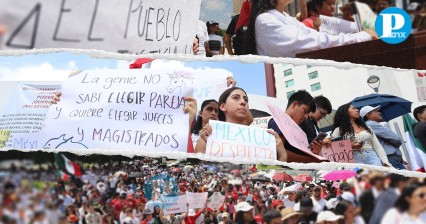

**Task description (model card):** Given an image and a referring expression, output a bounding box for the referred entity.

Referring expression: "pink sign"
[265,102,327,160]
[321,140,354,163]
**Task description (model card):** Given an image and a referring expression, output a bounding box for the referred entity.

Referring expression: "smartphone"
[308,132,328,148]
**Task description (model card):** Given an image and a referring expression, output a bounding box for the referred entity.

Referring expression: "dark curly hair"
[246,0,278,55]
[191,99,218,135]
[333,103,372,138]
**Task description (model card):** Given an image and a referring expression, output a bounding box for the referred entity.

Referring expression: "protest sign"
[265,102,327,160]
[193,69,232,111]
[2,0,201,54]
[186,192,208,209]
[162,195,188,215]
[0,83,60,149]
[206,120,277,160]
[0,130,11,148]
[319,15,358,35]
[207,192,225,211]
[320,140,354,163]
[354,1,377,30]
[250,116,273,129]
[37,69,193,152]
[415,71,426,102]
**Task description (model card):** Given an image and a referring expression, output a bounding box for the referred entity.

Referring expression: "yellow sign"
[0,130,11,148]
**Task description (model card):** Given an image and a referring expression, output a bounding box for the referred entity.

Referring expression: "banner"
[250,116,273,129]
[186,192,208,209]
[415,71,426,102]
[206,120,277,160]
[320,140,354,163]
[265,102,327,160]
[207,192,225,211]
[37,69,193,151]
[162,195,188,215]
[0,83,60,149]
[319,15,358,35]
[1,0,201,54]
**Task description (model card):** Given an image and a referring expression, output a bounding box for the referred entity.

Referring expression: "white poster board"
[1,0,201,54]
[206,120,277,160]
[193,69,232,111]
[320,15,358,35]
[355,1,377,30]
[250,116,273,129]
[186,192,208,209]
[207,192,225,211]
[415,71,426,102]
[37,69,193,152]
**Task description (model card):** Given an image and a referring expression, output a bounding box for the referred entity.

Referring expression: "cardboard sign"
[207,192,225,211]
[186,192,208,209]
[354,1,377,30]
[319,15,358,35]
[250,116,273,129]
[38,69,193,152]
[2,0,201,54]
[320,140,354,163]
[265,102,327,160]
[415,71,426,102]
[206,120,277,160]
[0,83,60,149]
[162,195,188,215]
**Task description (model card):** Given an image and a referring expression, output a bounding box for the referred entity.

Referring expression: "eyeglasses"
[317,107,327,118]
[414,192,426,199]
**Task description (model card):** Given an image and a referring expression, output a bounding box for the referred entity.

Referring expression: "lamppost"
[367,75,380,93]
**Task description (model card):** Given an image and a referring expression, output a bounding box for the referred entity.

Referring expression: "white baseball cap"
[360,105,380,119]
[341,192,355,205]
[317,211,343,222]
[235,202,254,212]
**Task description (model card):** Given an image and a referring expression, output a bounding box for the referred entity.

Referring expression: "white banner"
[206,120,277,160]
[193,69,232,111]
[415,71,426,102]
[207,192,225,211]
[319,15,358,35]
[0,83,60,149]
[38,69,193,151]
[162,195,188,215]
[1,0,201,54]
[186,192,207,209]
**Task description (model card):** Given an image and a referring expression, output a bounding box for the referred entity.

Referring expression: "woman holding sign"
[194,87,288,162]
[245,0,378,57]
[326,103,392,167]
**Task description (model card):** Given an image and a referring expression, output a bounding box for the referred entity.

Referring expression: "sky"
[200,0,233,29]
[0,52,267,96]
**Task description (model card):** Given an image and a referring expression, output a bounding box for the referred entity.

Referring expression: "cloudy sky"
[200,0,233,29]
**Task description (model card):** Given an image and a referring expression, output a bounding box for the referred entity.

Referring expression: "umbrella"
[171,168,181,173]
[323,170,357,181]
[293,174,313,182]
[351,93,412,121]
[272,172,293,182]
[231,169,241,174]
[250,175,271,182]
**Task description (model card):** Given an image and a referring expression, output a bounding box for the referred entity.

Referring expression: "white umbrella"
[114,171,127,177]
[278,183,301,195]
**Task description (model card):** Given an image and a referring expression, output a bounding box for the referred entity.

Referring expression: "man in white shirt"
[206,21,224,56]
[311,186,327,213]
[196,20,209,57]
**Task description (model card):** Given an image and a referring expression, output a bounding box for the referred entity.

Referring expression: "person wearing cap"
[235,201,256,224]
[316,210,343,224]
[361,105,406,170]
[141,208,154,224]
[297,197,318,224]
[271,199,284,211]
[359,171,385,223]
[218,212,231,224]
[205,20,224,57]
[282,189,297,209]
[281,207,301,224]
[262,209,282,224]
[311,186,327,213]
[413,105,426,150]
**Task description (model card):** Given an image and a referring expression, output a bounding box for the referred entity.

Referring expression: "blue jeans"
[388,155,406,170]
[353,148,382,166]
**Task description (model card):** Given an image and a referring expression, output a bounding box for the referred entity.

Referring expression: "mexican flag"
[403,114,426,172]
[57,170,70,181]
[55,153,82,177]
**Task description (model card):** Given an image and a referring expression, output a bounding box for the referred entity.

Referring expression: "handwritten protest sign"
[265,102,327,160]
[0,130,11,148]
[186,192,208,209]
[0,83,60,149]
[193,69,232,111]
[354,1,377,30]
[162,195,188,215]
[415,71,426,102]
[2,0,201,54]
[35,69,193,152]
[207,192,225,211]
[319,15,358,35]
[206,120,277,160]
[320,140,354,163]
[250,116,273,129]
